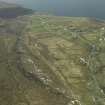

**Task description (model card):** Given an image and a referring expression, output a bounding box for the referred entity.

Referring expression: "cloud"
[0,0,17,3]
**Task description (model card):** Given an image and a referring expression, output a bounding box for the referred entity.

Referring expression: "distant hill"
[0,1,34,18]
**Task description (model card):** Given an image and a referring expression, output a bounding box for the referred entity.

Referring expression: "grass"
[23,15,105,105]
[0,14,105,105]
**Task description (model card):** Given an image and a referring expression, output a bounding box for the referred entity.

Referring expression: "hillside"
[0,1,34,18]
[0,2,105,105]
[0,15,105,105]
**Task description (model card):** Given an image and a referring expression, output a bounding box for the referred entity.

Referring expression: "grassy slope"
[0,15,105,105]
[0,16,69,105]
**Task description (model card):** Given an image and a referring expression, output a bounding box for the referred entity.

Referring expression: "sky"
[0,0,21,3]
[0,0,105,19]
[0,0,25,3]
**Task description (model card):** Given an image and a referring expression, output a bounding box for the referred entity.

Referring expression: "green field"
[0,12,105,105]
